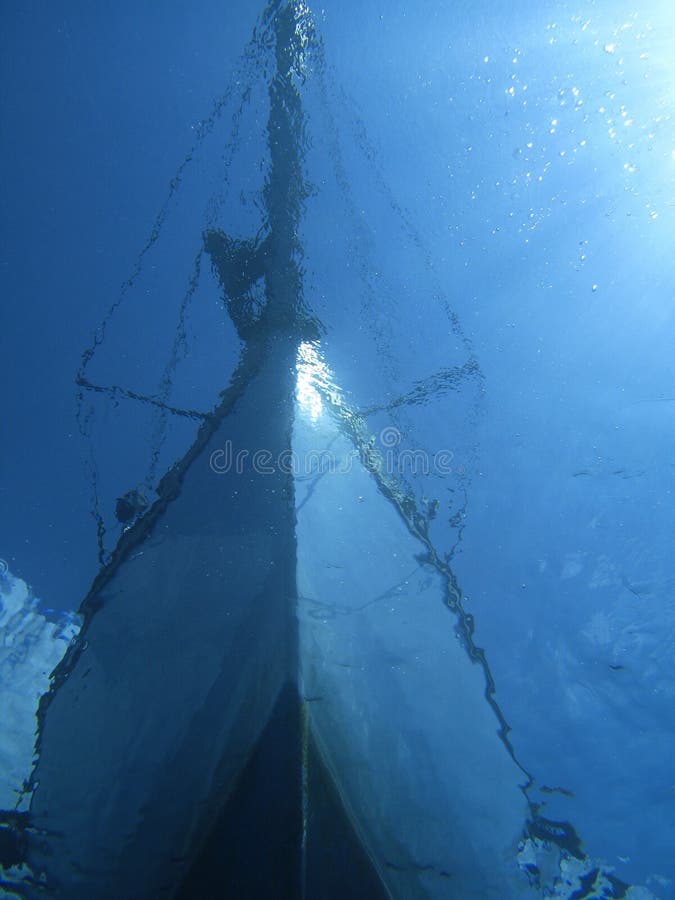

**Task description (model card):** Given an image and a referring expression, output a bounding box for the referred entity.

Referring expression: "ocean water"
[1,1,674,896]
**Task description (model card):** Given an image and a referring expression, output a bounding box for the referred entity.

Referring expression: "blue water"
[2,0,675,894]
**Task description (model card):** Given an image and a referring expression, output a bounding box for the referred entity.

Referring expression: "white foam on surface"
[0,567,80,813]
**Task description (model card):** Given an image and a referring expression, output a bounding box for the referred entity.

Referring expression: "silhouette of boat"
[1,3,633,898]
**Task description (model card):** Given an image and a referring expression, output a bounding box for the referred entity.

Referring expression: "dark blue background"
[1,2,254,608]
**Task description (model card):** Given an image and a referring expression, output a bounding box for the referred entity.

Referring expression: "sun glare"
[296,340,328,422]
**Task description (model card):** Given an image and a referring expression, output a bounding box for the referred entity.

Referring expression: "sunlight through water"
[296,340,330,422]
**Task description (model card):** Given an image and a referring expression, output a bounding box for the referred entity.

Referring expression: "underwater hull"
[26,340,301,898]
[25,350,534,900]
[295,413,534,900]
